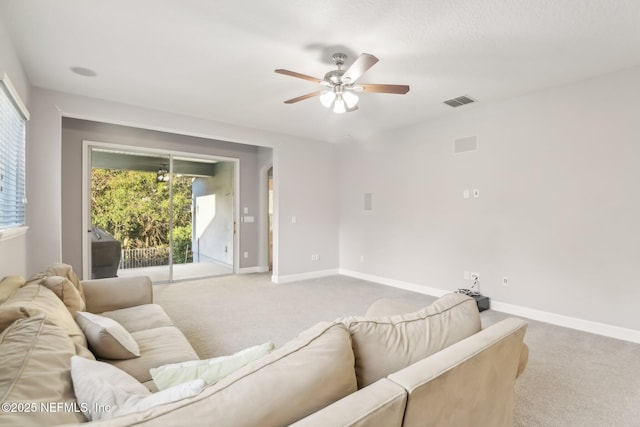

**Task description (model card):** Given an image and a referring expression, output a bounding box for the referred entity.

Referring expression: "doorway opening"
[83,143,238,283]
[268,166,273,272]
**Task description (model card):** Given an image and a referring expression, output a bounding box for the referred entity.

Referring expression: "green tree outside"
[91,169,193,263]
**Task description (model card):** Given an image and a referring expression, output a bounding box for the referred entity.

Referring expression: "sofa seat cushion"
[0,283,88,351]
[100,304,174,333]
[90,322,358,427]
[106,326,200,383]
[340,292,481,388]
[0,314,86,426]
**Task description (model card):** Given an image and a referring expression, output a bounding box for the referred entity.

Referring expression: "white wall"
[275,140,339,280]
[339,66,640,332]
[26,89,340,280]
[0,15,30,278]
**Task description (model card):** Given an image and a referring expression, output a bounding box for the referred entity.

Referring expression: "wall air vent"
[443,95,476,108]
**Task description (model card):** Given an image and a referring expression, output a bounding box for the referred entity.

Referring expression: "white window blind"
[0,74,29,231]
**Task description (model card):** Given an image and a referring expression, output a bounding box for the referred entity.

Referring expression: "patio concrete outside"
[117,260,233,283]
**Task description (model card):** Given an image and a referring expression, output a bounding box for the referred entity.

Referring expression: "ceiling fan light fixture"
[276,52,409,113]
[320,90,336,108]
[333,96,347,114]
[342,91,359,109]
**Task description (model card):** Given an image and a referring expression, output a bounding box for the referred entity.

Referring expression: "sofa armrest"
[517,342,529,378]
[289,379,407,427]
[81,276,152,313]
[387,317,528,427]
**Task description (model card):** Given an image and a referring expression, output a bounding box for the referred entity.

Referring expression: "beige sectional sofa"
[0,263,528,427]
[0,263,200,426]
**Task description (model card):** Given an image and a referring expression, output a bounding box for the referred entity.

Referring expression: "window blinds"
[0,77,28,230]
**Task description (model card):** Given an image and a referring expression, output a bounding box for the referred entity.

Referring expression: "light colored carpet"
[153,273,640,427]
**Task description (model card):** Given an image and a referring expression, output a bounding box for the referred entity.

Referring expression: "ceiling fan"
[275,53,410,114]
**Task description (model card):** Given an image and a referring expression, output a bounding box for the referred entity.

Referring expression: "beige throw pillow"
[75,311,140,359]
[27,262,86,302]
[340,292,482,388]
[71,356,205,421]
[150,341,275,390]
[41,276,86,314]
[0,275,25,304]
[1,315,87,425]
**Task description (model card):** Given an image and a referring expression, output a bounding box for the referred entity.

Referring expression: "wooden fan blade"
[275,69,322,84]
[342,54,379,84]
[358,84,410,94]
[284,91,323,104]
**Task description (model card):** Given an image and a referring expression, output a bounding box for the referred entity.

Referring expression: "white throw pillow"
[75,311,140,359]
[150,341,275,390]
[70,356,205,421]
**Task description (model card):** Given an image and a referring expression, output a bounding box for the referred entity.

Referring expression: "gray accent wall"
[338,66,640,331]
[61,118,263,275]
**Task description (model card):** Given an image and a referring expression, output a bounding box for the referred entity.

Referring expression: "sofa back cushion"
[340,293,481,388]
[92,322,357,427]
[0,283,88,351]
[0,314,87,426]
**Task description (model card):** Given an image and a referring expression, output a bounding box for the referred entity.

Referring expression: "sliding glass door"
[86,145,235,283]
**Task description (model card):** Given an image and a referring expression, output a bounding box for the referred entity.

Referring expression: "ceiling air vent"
[443,95,476,108]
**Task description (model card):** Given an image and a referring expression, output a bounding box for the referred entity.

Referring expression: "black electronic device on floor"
[472,294,490,312]
[455,289,490,312]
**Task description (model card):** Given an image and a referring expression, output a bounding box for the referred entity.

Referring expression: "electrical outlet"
[243,251,248,259]
[502,277,509,286]
[311,254,320,261]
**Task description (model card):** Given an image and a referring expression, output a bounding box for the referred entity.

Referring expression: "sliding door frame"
[81,140,240,282]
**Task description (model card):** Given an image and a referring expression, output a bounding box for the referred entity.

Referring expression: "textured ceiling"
[2,0,640,143]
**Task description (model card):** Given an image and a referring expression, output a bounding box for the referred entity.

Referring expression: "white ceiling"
[2,0,640,143]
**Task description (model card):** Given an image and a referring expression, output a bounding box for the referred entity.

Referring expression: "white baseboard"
[490,300,640,344]
[339,269,449,298]
[339,269,640,344]
[237,266,269,274]
[272,269,340,284]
